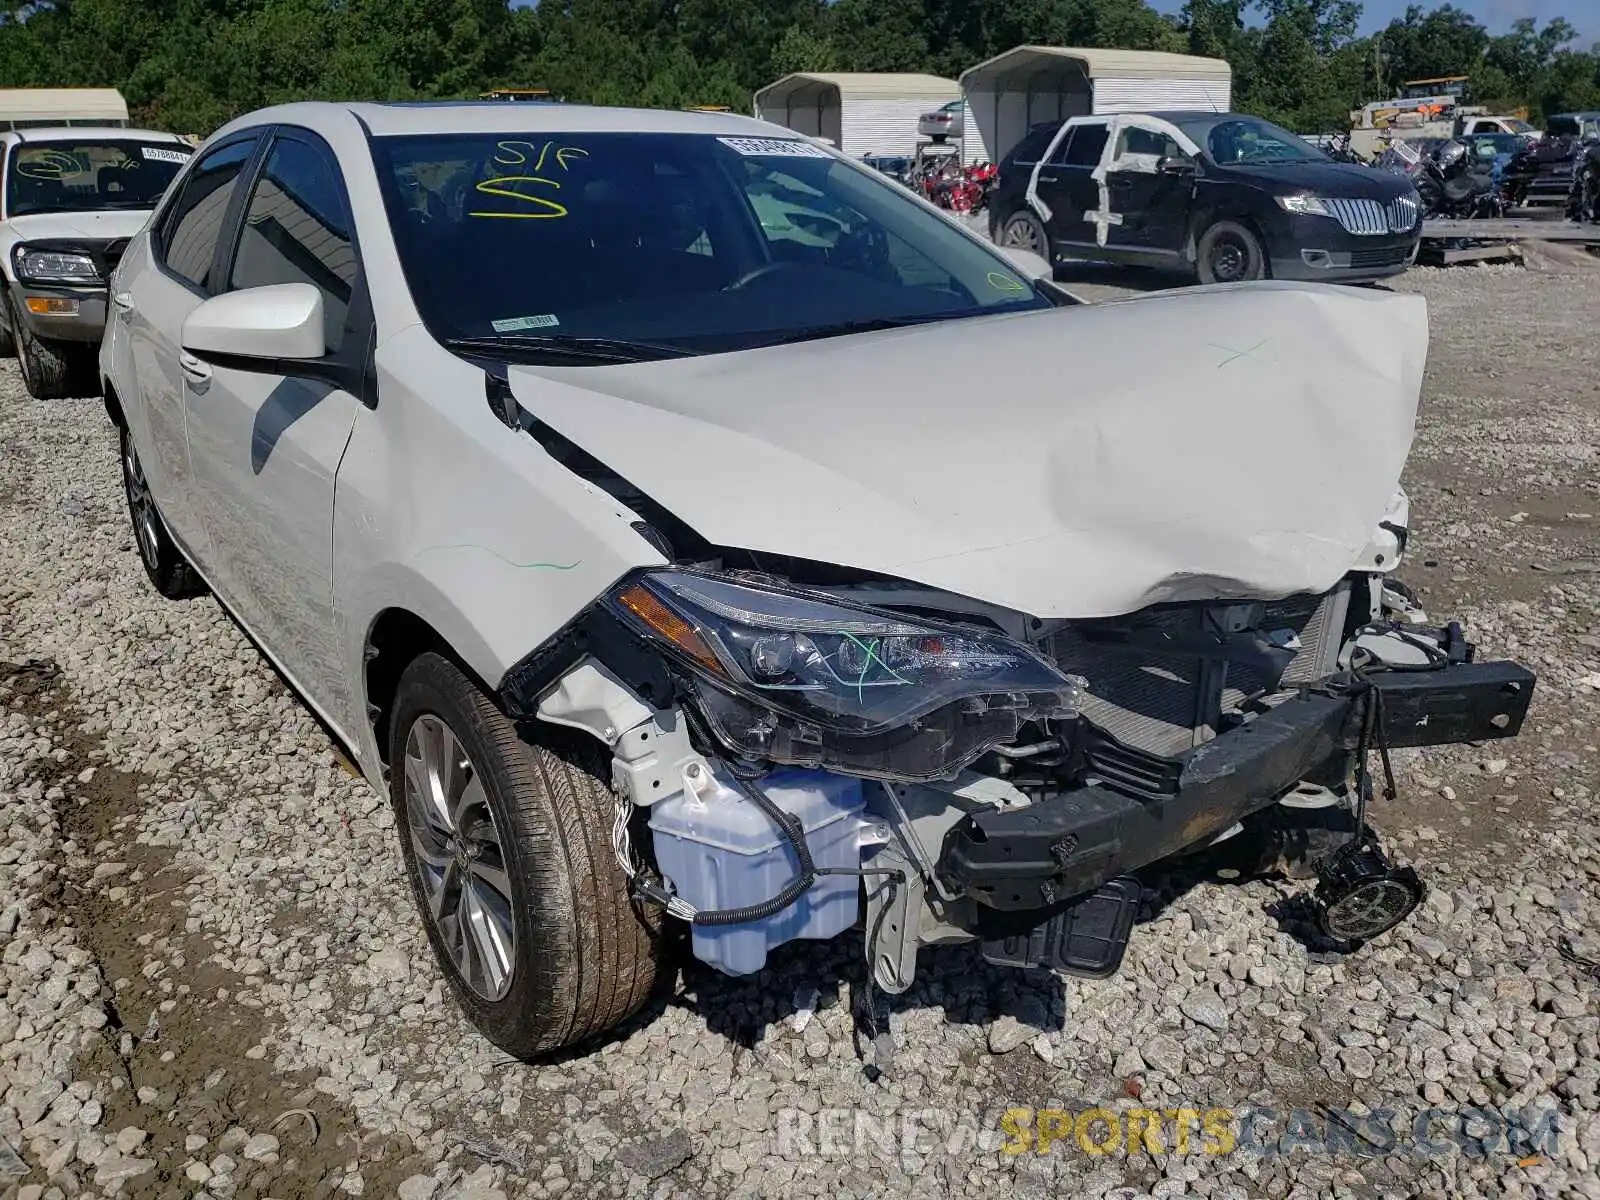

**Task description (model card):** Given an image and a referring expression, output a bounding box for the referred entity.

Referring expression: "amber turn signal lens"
[26,297,78,315]
[616,584,724,674]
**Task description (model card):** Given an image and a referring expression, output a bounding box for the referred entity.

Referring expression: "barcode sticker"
[491,314,560,333]
[717,137,831,158]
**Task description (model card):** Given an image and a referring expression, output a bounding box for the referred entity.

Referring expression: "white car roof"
[213,100,786,143]
[1,126,189,145]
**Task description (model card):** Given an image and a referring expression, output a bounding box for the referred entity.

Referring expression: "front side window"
[371,131,1050,359]
[5,139,191,217]
[229,136,356,351]
[161,137,258,289]
[1116,127,1182,160]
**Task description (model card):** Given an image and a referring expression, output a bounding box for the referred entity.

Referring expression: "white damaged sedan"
[102,101,1535,1057]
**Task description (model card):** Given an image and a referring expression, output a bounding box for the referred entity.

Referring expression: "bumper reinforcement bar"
[936,660,1534,912]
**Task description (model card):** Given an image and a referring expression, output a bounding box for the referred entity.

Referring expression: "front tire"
[11,296,95,399]
[120,424,206,599]
[1196,220,1266,284]
[0,288,17,358]
[389,653,661,1058]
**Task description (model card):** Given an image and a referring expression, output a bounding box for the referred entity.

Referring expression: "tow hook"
[1311,831,1424,943]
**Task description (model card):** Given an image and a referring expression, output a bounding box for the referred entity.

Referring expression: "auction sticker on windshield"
[140,146,191,164]
[717,137,831,158]
[491,314,560,333]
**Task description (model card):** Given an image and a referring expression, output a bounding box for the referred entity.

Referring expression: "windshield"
[1197,117,1327,165]
[370,131,1049,359]
[5,140,191,217]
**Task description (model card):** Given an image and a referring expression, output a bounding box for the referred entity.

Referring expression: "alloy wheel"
[1002,215,1045,255]
[402,714,516,1001]
[122,441,162,571]
[1209,235,1249,282]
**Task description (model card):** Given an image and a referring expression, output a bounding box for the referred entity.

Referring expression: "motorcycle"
[967,161,998,211]
[1417,138,1505,218]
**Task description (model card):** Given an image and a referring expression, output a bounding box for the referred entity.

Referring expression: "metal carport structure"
[753,73,962,158]
[959,46,1231,164]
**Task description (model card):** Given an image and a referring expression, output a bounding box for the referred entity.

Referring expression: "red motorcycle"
[924,163,984,213]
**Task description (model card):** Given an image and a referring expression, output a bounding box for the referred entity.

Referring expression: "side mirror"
[1157,155,1195,176]
[182,282,326,363]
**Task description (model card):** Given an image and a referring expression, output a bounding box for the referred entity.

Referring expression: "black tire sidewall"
[120,424,201,598]
[387,653,589,1056]
[0,286,16,358]
[1198,220,1265,284]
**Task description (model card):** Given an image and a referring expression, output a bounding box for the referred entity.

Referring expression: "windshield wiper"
[759,315,943,348]
[442,333,692,365]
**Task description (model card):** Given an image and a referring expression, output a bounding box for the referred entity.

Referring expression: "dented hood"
[508,281,1428,619]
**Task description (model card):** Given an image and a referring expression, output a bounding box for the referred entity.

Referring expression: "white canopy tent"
[0,88,130,129]
[959,46,1231,164]
[753,73,961,159]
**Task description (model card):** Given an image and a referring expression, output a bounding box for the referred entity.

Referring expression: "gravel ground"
[2,263,1598,1200]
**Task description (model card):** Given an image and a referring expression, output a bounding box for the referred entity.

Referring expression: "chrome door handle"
[1037,173,1060,183]
[112,292,134,311]
[179,352,212,385]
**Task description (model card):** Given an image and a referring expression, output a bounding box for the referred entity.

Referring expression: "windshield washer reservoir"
[649,767,866,975]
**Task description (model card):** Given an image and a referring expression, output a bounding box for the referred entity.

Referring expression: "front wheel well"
[365,609,474,765]
[103,378,126,429]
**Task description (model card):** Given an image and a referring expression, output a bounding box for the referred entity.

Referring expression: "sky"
[507,0,1594,43]
[1147,0,1594,38]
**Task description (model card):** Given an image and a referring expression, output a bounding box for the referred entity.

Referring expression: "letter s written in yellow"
[999,1109,1034,1155]
[1203,1108,1237,1155]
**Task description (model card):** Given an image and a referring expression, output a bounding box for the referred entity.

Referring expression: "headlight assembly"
[13,246,101,286]
[605,570,1080,780]
[1275,194,1332,217]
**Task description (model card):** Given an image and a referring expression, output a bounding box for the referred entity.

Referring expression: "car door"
[1103,122,1193,257]
[181,127,372,734]
[1035,121,1108,248]
[120,134,263,557]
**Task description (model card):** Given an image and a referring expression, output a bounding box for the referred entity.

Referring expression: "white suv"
[103,101,1534,1057]
[0,126,192,397]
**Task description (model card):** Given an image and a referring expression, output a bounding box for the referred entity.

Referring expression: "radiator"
[1048,584,1351,761]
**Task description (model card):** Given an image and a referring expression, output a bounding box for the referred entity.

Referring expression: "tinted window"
[1202,117,1324,164]
[230,137,356,352]
[1004,124,1059,167]
[1116,127,1181,159]
[5,140,190,217]
[1061,124,1108,167]
[161,138,257,289]
[371,131,1050,358]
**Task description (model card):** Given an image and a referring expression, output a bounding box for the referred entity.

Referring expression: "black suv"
[988,112,1424,284]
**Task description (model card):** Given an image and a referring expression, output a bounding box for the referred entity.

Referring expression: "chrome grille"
[1326,196,1418,236]
[1388,195,1419,232]
[1326,198,1386,236]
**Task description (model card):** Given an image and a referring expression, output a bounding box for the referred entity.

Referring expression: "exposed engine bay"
[501,532,1535,994]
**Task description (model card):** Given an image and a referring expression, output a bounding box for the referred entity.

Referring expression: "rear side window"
[1061,124,1109,167]
[228,135,357,352]
[160,137,258,289]
[1005,125,1059,168]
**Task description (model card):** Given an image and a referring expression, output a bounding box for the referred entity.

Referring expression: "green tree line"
[0,0,1595,136]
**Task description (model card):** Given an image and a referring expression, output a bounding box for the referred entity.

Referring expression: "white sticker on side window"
[716,137,830,158]
[140,146,192,164]
[491,314,560,333]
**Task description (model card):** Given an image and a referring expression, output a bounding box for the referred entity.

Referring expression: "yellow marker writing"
[470,176,567,219]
